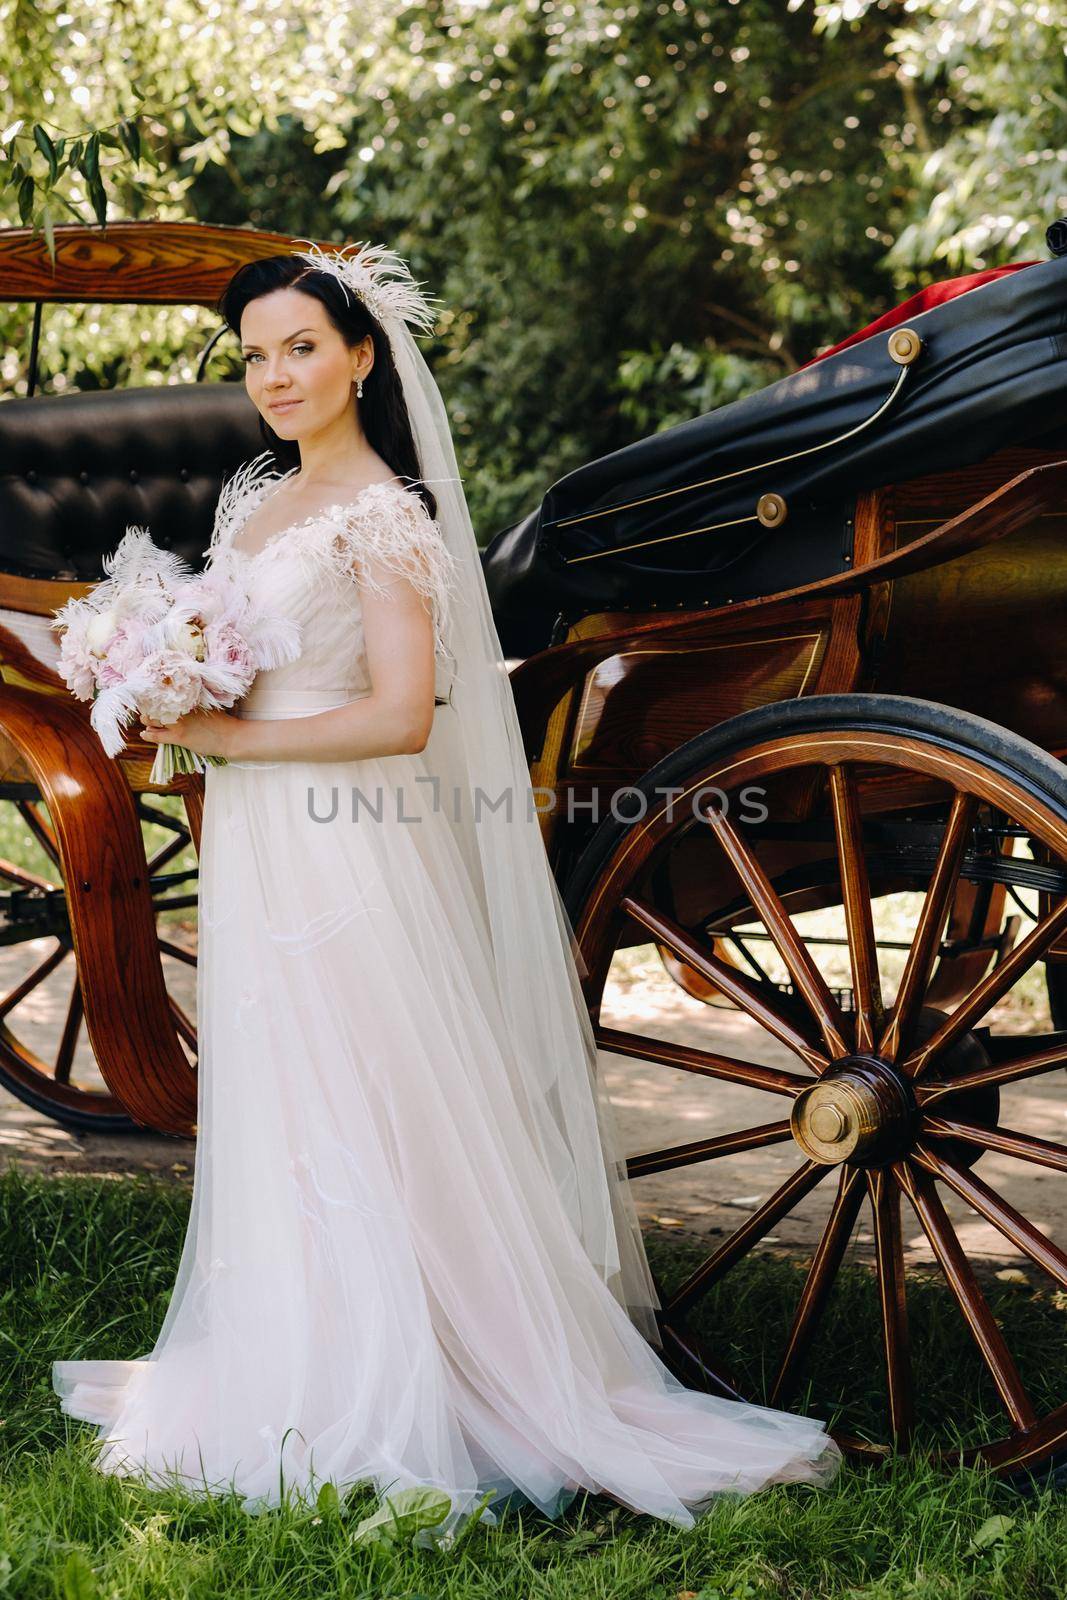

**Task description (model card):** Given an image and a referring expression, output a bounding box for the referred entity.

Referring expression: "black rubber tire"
[0,1070,142,1136]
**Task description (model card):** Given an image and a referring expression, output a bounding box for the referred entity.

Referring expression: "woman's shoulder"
[326,479,456,590]
[337,477,435,524]
[322,480,459,670]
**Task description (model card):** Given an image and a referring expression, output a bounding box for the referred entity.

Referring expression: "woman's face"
[239,287,371,440]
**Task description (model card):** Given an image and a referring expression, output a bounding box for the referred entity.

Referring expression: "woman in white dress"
[52,240,843,1543]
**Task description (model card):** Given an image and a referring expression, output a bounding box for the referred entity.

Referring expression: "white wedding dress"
[53,459,842,1539]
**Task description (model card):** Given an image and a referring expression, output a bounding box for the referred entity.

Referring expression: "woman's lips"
[269,399,303,414]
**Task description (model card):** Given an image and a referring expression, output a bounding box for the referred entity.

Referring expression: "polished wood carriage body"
[517,447,1067,870]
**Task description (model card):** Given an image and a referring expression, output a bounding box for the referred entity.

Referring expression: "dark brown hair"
[216,254,437,521]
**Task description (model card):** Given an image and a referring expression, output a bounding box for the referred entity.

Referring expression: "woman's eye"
[242,346,313,363]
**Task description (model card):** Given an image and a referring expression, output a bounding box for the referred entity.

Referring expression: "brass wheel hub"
[791,1055,917,1166]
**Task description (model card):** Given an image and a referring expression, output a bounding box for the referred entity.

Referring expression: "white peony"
[85,608,120,658]
[169,618,207,662]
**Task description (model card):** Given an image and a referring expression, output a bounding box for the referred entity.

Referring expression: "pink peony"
[56,627,97,700]
[206,618,255,675]
[137,651,203,724]
[94,620,147,687]
[52,522,302,783]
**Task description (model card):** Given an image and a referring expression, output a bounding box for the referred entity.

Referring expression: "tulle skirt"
[53,710,842,1540]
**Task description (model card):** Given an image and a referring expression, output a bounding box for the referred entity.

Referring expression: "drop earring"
[356,376,364,399]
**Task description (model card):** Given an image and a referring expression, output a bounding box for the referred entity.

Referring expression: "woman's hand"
[140,709,242,759]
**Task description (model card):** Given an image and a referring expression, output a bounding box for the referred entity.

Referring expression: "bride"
[52,239,842,1543]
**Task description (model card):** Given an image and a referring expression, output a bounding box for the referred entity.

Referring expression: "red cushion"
[799,261,1043,369]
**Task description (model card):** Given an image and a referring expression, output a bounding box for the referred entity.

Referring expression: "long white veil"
[293,241,660,1341]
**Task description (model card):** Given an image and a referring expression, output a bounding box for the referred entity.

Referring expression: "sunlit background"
[4,0,1067,539]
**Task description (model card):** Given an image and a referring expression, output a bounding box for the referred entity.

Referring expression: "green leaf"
[315,1480,341,1516]
[17,173,34,225]
[88,173,107,228]
[61,1551,99,1600]
[83,132,100,183]
[350,1485,452,1548]
[968,1513,1016,1551]
[119,118,141,161]
[33,124,58,183]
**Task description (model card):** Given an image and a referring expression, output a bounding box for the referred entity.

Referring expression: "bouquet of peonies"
[50,526,301,786]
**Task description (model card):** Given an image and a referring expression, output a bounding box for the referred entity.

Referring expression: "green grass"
[3,1168,1067,1598]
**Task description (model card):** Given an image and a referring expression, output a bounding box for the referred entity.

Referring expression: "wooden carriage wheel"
[0,687,200,1134]
[564,694,1067,1481]
[0,783,200,1133]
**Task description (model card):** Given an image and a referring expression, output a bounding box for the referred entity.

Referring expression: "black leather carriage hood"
[481,252,1067,655]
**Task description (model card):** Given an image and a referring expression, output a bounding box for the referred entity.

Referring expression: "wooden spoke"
[595,1024,809,1097]
[0,856,58,892]
[880,791,977,1064]
[137,800,185,826]
[621,896,829,1074]
[664,1160,831,1316]
[0,940,69,1017]
[158,935,198,969]
[17,800,60,867]
[701,804,850,1059]
[146,831,192,874]
[567,702,1067,1475]
[915,1036,1067,1105]
[0,768,198,1128]
[923,1116,1067,1175]
[628,1119,794,1180]
[911,1141,1067,1290]
[769,1165,865,1407]
[893,1159,1037,1431]
[166,993,197,1054]
[904,893,1067,1079]
[868,1167,914,1446]
[828,764,884,1054]
[54,976,84,1085]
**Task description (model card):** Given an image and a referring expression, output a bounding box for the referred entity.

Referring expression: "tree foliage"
[820,0,1067,271]
[3,0,1056,533]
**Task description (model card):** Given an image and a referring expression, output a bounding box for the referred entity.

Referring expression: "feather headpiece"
[289,238,441,339]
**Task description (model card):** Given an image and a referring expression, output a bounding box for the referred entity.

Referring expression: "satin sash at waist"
[237,687,372,721]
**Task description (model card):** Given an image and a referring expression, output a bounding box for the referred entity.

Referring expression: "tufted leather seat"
[0,382,269,582]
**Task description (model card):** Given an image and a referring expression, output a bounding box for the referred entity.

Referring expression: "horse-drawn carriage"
[3,221,1065,1483]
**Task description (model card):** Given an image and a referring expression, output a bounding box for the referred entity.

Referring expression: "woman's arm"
[143,571,438,764]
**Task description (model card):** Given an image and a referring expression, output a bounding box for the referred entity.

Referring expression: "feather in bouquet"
[50,527,301,786]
